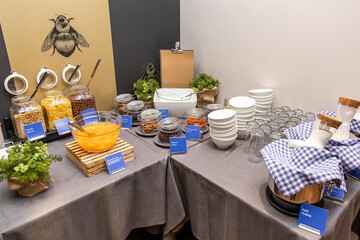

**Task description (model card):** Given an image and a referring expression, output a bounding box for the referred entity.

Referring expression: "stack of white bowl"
[208,109,237,149]
[248,89,273,116]
[229,96,256,138]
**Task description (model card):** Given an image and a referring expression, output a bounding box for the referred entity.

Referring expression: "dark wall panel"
[0,24,12,138]
[108,0,180,93]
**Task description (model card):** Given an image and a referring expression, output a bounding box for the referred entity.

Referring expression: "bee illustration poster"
[0,0,117,110]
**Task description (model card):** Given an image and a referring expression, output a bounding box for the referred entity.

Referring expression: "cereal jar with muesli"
[67,85,96,117]
[41,90,73,131]
[10,95,47,139]
[139,109,161,134]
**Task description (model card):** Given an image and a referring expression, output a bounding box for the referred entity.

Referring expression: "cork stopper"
[318,113,343,129]
[338,97,360,108]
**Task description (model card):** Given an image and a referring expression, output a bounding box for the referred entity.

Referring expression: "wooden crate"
[66,138,134,177]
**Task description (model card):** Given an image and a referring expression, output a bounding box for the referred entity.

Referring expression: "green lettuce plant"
[189,73,220,92]
[133,78,160,100]
[0,141,62,183]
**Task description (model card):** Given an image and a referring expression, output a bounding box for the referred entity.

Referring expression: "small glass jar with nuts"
[139,109,161,134]
[113,93,133,115]
[10,95,47,139]
[67,85,96,117]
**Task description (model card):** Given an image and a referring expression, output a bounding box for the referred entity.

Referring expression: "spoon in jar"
[29,71,50,100]
[62,64,81,91]
[87,58,102,87]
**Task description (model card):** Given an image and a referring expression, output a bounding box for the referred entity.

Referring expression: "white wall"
[181,0,360,112]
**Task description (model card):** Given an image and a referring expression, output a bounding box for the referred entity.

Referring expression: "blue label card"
[81,109,98,125]
[159,109,169,119]
[104,152,127,175]
[116,115,122,125]
[324,184,345,202]
[170,137,187,154]
[54,117,71,135]
[121,115,132,129]
[297,203,328,236]
[24,122,46,141]
[185,125,201,140]
[348,168,360,180]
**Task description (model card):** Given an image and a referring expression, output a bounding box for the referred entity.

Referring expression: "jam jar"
[139,109,161,134]
[10,95,46,139]
[124,100,145,124]
[114,93,133,115]
[41,90,73,131]
[185,108,207,130]
[67,85,96,117]
[158,117,182,144]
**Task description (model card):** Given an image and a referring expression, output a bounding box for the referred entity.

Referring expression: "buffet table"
[170,138,360,240]
[0,130,185,240]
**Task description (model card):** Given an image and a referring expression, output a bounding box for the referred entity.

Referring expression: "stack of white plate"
[248,89,273,116]
[229,96,256,138]
[208,109,237,149]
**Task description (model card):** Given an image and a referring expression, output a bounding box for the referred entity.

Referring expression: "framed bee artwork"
[0,0,117,111]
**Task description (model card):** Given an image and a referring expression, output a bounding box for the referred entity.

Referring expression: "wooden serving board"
[66,138,134,177]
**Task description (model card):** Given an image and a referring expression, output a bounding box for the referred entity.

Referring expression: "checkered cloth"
[325,138,360,172]
[285,109,360,174]
[260,139,346,196]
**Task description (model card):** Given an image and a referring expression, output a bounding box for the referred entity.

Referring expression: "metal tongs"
[180,90,205,100]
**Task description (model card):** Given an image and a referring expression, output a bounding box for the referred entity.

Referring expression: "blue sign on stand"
[297,203,328,236]
[170,137,187,154]
[54,118,71,135]
[323,184,345,202]
[24,122,46,141]
[158,109,169,120]
[81,109,98,125]
[104,152,127,175]
[185,125,201,140]
[121,115,132,129]
[348,168,360,180]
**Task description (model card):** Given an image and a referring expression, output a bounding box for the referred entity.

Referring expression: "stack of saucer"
[229,96,256,138]
[208,109,237,149]
[248,89,274,116]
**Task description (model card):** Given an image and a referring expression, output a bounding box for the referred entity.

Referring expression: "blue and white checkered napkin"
[260,139,346,196]
[325,138,360,172]
[285,110,360,173]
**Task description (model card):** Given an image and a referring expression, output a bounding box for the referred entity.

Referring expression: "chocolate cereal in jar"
[113,93,133,115]
[10,95,47,139]
[158,117,182,144]
[67,85,96,117]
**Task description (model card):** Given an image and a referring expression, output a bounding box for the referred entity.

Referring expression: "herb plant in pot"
[133,78,160,108]
[0,141,62,197]
[189,73,221,108]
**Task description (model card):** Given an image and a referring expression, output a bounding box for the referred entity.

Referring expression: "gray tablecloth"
[0,130,185,240]
[170,138,360,240]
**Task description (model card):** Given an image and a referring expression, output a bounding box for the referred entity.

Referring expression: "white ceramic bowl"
[208,109,236,123]
[233,107,255,114]
[256,105,271,111]
[237,129,247,138]
[210,134,236,149]
[208,118,236,127]
[210,125,237,135]
[229,96,256,109]
[209,122,236,131]
[211,128,238,139]
[254,98,273,104]
[248,89,273,97]
[249,94,273,99]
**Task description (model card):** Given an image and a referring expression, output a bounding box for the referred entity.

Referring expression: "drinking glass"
[277,113,289,123]
[281,106,291,111]
[243,121,259,153]
[273,118,285,127]
[266,111,276,120]
[305,112,315,122]
[255,119,265,126]
[270,132,282,142]
[297,115,308,124]
[248,129,265,163]
[288,117,301,125]
[285,121,297,128]
[286,110,296,117]
[258,115,271,123]
[294,109,303,116]
[274,107,284,117]
[260,124,271,147]
[267,121,280,132]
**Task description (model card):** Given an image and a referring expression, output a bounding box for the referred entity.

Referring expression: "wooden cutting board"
[160,49,194,88]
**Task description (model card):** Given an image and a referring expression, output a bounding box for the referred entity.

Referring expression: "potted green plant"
[0,141,62,197]
[133,78,160,108]
[189,73,221,108]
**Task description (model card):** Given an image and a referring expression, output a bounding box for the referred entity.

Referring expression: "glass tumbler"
[248,129,265,163]
[285,121,298,129]
[297,115,308,124]
[286,110,296,117]
[273,118,285,127]
[294,109,303,116]
[305,112,315,122]
[243,121,259,153]
[278,113,290,123]
[274,107,284,117]
[288,117,301,125]
[270,132,282,142]
[260,124,272,147]
[266,111,276,120]
[267,121,280,132]
[281,106,291,111]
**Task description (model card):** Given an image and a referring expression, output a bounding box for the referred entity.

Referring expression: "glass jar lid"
[126,100,145,111]
[185,108,205,118]
[159,117,181,132]
[44,89,64,98]
[318,113,342,129]
[11,95,33,105]
[338,97,360,108]
[69,85,89,92]
[114,93,133,104]
[140,109,160,120]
